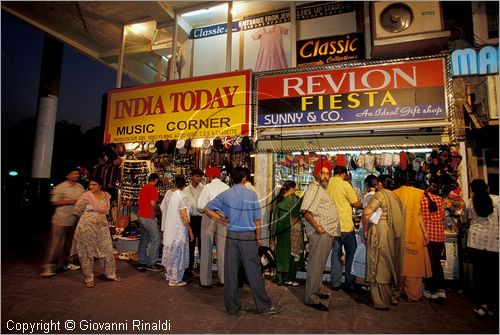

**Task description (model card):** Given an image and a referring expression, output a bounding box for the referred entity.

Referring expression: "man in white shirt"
[183,167,205,278]
[197,167,229,287]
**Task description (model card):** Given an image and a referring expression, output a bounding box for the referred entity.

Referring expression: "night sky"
[1,11,116,131]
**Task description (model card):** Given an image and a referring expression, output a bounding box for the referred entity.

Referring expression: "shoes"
[435,290,446,299]
[317,293,330,300]
[200,284,212,288]
[214,282,224,287]
[136,263,147,271]
[474,304,495,317]
[331,285,342,291]
[40,268,56,278]
[427,290,446,303]
[169,281,187,287]
[64,263,81,271]
[284,281,300,287]
[85,281,95,288]
[306,302,329,312]
[146,264,163,272]
[390,296,399,306]
[258,304,283,315]
[342,286,355,293]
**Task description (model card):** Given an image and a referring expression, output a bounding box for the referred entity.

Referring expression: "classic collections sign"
[105,71,251,143]
[256,58,447,128]
[297,33,364,67]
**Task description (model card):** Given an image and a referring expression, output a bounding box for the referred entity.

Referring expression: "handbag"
[350,242,366,278]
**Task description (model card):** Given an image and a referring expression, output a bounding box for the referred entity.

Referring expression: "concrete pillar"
[30,36,63,212]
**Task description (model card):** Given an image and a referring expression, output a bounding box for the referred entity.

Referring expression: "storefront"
[101,70,253,237]
[253,55,467,275]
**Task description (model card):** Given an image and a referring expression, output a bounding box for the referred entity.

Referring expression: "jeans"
[187,215,202,274]
[138,217,160,266]
[424,241,445,293]
[331,231,357,289]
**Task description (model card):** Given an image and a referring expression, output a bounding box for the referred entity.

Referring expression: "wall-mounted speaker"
[372,1,444,40]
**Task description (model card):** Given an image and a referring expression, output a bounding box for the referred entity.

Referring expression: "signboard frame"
[104,70,252,144]
[254,55,455,140]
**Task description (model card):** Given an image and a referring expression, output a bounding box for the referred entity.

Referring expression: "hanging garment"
[252,25,288,71]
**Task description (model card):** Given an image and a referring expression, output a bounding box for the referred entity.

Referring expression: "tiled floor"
[2,228,498,334]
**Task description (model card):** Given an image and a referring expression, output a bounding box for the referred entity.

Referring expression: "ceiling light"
[129,23,146,34]
[181,4,227,17]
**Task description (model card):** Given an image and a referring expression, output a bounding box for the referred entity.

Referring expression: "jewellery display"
[120,160,150,204]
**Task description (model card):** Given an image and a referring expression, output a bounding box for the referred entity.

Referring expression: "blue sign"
[451,46,499,76]
[258,104,446,127]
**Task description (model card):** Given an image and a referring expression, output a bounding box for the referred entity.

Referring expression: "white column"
[255,153,273,245]
[31,95,58,179]
[116,24,126,88]
[226,1,233,72]
[290,1,297,68]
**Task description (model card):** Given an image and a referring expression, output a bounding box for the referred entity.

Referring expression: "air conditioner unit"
[371,1,450,58]
[372,1,444,39]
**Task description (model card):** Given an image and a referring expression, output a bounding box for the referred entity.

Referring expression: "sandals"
[85,281,95,288]
[105,276,123,282]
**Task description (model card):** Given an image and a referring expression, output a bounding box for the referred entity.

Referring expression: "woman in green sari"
[272,181,304,286]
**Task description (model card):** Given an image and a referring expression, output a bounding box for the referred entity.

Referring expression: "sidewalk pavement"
[1,229,499,334]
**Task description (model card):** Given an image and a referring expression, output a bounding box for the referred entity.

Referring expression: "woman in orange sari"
[393,182,432,301]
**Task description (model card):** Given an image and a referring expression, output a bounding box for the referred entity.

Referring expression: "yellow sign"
[104,70,251,143]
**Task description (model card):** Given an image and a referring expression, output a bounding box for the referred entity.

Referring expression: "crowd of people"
[40,160,498,317]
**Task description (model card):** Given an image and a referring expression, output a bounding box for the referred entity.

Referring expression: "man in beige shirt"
[301,158,340,312]
[41,167,84,277]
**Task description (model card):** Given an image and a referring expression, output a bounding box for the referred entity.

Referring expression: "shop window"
[486,2,499,39]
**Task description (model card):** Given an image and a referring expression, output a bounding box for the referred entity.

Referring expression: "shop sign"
[256,58,447,128]
[295,1,355,20]
[189,22,239,39]
[451,45,499,76]
[190,2,354,39]
[104,71,251,144]
[297,33,364,67]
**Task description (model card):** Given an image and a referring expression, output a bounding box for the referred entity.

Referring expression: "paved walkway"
[1,228,499,334]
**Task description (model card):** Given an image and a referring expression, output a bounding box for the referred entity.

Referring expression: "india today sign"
[104,71,251,143]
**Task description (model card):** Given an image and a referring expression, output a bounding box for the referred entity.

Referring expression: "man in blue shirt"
[205,167,282,315]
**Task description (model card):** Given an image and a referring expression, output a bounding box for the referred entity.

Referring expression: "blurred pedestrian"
[40,166,84,278]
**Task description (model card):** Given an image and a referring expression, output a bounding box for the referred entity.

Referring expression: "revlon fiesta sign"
[256,58,447,128]
[104,71,251,143]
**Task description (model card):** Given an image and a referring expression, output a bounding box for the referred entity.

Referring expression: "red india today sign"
[104,71,251,144]
[256,58,448,128]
